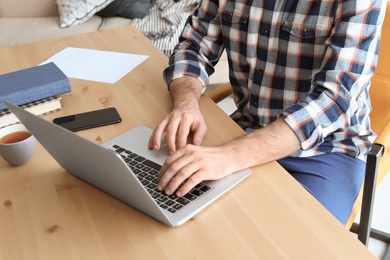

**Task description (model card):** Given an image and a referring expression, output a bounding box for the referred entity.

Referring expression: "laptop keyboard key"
[184,193,197,201]
[173,204,183,211]
[176,197,190,206]
[190,189,203,197]
[143,159,162,171]
[134,156,145,162]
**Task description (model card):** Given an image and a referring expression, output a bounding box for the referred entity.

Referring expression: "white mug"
[0,124,36,166]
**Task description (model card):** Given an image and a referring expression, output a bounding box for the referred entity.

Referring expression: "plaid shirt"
[163,0,386,161]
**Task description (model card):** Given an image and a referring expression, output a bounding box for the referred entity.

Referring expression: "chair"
[348,1,390,248]
[206,2,390,248]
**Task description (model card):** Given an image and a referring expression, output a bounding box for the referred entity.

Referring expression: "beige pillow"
[56,0,114,28]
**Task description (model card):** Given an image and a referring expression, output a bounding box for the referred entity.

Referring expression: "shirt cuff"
[282,105,324,151]
[163,63,209,91]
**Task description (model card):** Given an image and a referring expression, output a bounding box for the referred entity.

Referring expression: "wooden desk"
[0,26,374,259]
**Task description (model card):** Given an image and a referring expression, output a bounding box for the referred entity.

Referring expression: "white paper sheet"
[41,47,149,84]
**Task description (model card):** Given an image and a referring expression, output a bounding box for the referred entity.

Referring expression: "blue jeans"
[277,153,366,225]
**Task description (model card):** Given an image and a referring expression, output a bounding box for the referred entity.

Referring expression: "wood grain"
[0,26,374,259]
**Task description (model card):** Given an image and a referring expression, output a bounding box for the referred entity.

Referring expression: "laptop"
[4,100,252,227]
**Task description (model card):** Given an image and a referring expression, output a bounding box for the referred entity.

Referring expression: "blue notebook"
[0,62,71,110]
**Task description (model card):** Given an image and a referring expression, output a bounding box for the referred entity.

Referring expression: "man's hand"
[148,106,207,154]
[148,77,207,154]
[157,144,237,196]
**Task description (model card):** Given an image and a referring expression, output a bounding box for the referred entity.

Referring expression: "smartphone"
[53,107,122,132]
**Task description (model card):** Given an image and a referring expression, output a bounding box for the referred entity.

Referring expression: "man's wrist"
[169,77,203,110]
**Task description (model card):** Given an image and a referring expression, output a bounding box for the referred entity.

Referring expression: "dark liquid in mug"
[0,131,31,144]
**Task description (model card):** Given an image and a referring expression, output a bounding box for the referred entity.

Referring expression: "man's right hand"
[148,77,207,154]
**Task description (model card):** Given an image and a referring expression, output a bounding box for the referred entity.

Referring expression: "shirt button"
[263,30,268,37]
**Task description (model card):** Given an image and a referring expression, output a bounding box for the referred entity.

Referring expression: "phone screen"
[53,107,122,132]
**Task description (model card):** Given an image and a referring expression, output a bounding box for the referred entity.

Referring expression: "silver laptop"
[4,100,251,227]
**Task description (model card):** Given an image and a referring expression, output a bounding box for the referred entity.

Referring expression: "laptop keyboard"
[111,144,211,214]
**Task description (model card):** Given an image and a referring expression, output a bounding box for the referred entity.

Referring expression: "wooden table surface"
[0,25,374,259]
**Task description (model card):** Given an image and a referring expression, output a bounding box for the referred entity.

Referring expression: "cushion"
[56,0,114,28]
[98,0,156,19]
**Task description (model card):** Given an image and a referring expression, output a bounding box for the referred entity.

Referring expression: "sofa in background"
[0,0,229,85]
[0,0,137,48]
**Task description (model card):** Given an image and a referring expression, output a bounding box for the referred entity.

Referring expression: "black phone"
[53,107,122,132]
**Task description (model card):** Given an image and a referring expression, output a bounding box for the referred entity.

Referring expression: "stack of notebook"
[0,62,71,128]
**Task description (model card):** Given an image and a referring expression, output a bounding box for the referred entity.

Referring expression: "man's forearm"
[168,77,204,111]
[224,117,301,171]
